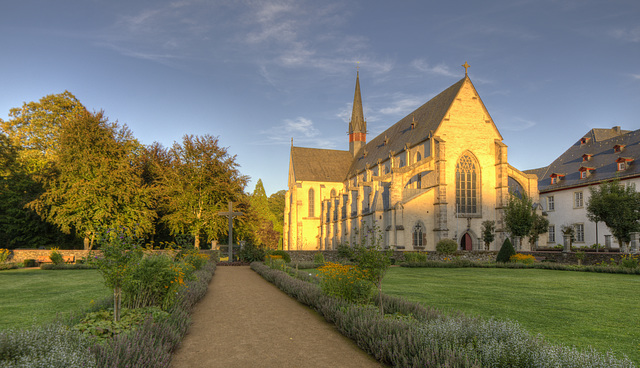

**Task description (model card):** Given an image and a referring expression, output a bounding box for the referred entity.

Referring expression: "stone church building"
[284,66,540,252]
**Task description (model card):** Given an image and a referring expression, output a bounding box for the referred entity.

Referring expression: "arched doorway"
[460,233,473,251]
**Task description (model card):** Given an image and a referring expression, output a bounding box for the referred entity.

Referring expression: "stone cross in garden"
[218,201,243,262]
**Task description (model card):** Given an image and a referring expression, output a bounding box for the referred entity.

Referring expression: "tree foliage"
[529,213,550,249]
[481,220,495,250]
[28,111,156,249]
[587,179,640,251]
[157,135,248,248]
[504,192,535,239]
[0,91,86,171]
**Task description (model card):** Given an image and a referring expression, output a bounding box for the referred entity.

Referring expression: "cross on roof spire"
[462,61,470,76]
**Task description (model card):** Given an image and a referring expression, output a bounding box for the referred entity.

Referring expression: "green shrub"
[496,238,516,263]
[337,243,355,260]
[313,252,325,265]
[49,247,64,265]
[436,238,457,254]
[404,252,429,263]
[73,307,169,343]
[40,263,97,270]
[121,253,194,310]
[269,250,291,263]
[23,259,36,267]
[238,244,267,263]
[176,248,210,270]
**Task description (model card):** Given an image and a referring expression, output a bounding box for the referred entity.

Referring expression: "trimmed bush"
[403,252,428,263]
[238,244,267,263]
[268,250,291,263]
[313,252,325,265]
[436,238,457,254]
[23,259,36,267]
[496,238,516,263]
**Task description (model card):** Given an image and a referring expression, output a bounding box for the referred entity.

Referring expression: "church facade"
[284,67,541,252]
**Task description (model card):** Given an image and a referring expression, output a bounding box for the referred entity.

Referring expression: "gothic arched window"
[330,189,336,198]
[412,222,426,247]
[456,153,479,214]
[308,188,315,217]
[416,151,422,163]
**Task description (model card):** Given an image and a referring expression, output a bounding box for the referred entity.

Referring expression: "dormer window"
[362,149,368,158]
[383,135,389,146]
[411,115,416,130]
[582,154,592,162]
[579,137,591,146]
[614,144,625,153]
[579,167,594,179]
[550,173,565,184]
[616,157,633,171]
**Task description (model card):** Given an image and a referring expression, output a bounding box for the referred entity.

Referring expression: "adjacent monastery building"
[284,66,540,251]
[527,127,640,250]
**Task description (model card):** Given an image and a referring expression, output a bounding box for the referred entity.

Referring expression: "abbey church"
[283,65,540,252]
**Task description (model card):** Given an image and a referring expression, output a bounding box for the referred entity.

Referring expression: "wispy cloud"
[411,59,457,77]
[609,26,640,42]
[259,116,343,148]
[633,74,640,80]
[501,117,537,132]
[377,93,425,116]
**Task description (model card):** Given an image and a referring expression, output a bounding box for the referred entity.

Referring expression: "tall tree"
[529,213,550,250]
[158,135,247,248]
[28,111,156,249]
[250,179,279,248]
[587,180,640,252]
[0,91,86,171]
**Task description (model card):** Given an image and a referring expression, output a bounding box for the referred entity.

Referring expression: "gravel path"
[170,266,384,368]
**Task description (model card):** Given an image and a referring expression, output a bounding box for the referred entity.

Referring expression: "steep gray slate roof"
[291,146,352,182]
[346,77,467,177]
[535,127,640,193]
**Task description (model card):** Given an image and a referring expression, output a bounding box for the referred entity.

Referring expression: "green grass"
[0,268,110,330]
[382,267,640,364]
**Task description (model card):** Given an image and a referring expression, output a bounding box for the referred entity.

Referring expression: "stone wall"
[8,249,99,263]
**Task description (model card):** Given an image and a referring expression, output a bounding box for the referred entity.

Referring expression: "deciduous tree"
[158,135,247,248]
[587,180,640,252]
[29,111,156,249]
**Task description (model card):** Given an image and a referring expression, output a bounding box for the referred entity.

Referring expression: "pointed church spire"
[349,70,367,156]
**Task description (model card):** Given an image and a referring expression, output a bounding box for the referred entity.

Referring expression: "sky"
[1,0,639,195]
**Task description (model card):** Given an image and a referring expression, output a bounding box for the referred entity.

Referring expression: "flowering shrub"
[510,253,536,264]
[317,262,373,304]
[49,247,64,265]
[0,248,10,263]
[0,322,97,367]
[620,255,639,269]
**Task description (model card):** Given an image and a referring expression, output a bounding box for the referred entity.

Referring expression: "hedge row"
[251,262,636,368]
[401,260,640,274]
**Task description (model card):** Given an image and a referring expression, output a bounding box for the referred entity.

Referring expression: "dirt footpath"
[170,266,384,368]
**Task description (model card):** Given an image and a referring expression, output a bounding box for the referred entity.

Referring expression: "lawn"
[0,268,110,330]
[382,267,640,364]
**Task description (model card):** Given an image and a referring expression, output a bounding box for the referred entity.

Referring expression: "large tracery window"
[456,153,479,215]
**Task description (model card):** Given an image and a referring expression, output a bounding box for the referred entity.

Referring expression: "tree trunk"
[84,235,90,250]
[114,286,121,322]
[195,233,200,249]
[378,281,384,316]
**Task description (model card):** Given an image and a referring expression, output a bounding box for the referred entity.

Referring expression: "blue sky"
[1,0,639,195]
